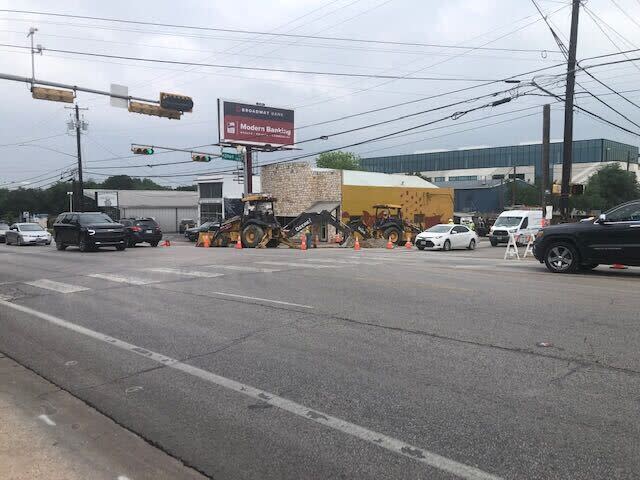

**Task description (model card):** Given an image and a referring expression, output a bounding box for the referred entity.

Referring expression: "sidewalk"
[0,353,206,480]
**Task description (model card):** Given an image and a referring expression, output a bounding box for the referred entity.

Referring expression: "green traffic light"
[145,148,154,155]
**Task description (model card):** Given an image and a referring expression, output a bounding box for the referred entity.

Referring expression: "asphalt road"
[1,239,639,479]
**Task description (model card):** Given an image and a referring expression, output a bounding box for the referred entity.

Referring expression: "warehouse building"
[261,162,453,242]
[360,138,639,184]
[84,189,198,233]
[432,178,535,214]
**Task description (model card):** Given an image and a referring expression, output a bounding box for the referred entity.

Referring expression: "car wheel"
[127,238,136,248]
[443,240,451,251]
[150,241,159,247]
[55,235,66,251]
[417,245,425,251]
[544,242,579,273]
[490,238,498,247]
[16,236,22,246]
[116,244,126,251]
[78,236,92,252]
[467,239,476,250]
[241,225,264,248]
[5,236,11,246]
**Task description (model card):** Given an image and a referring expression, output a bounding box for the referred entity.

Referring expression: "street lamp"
[66,191,73,211]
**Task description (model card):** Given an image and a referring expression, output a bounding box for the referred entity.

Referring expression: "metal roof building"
[84,189,198,232]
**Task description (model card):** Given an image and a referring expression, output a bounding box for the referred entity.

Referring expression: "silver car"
[0,222,9,243]
[5,223,52,246]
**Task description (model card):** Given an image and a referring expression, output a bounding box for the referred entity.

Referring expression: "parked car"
[53,212,126,252]
[0,222,9,243]
[533,199,640,273]
[488,209,543,246]
[119,217,162,247]
[5,223,52,246]
[185,220,220,242]
[414,224,478,251]
[178,218,196,234]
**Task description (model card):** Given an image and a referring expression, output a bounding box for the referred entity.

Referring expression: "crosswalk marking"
[301,258,378,265]
[88,273,159,285]
[257,261,332,269]
[146,268,225,278]
[25,279,90,294]
[203,265,281,273]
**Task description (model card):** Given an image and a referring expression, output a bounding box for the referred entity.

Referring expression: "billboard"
[96,191,118,207]
[218,99,295,149]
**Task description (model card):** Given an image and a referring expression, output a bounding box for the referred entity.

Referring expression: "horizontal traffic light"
[132,146,154,155]
[192,153,212,162]
[160,92,194,112]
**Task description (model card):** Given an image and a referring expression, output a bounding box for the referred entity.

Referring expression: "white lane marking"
[257,261,332,269]
[146,268,224,278]
[25,279,90,294]
[210,291,313,309]
[0,299,501,480]
[117,476,131,480]
[302,258,379,265]
[88,273,158,286]
[203,265,281,273]
[38,414,56,426]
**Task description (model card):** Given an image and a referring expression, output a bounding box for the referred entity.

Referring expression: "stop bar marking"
[0,299,502,480]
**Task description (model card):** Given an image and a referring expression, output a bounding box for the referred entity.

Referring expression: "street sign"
[221,152,242,161]
[110,84,128,109]
[160,92,193,112]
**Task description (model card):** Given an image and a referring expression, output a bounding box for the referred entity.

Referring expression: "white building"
[196,174,261,223]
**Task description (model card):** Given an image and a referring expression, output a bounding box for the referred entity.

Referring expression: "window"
[199,182,223,199]
[452,226,468,233]
[18,224,44,231]
[492,174,504,179]
[605,201,640,222]
[449,175,477,181]
[434,176,445,182]
[201,203,222,223]
[521,217,528,229]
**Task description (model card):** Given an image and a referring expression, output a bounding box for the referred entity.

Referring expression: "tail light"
[131,226,142,232]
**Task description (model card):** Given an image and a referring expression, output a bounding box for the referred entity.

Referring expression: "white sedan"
[414,224,478,251]
[5,223,52,246]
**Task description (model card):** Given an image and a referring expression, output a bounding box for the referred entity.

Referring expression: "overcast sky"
[1,0,639,187]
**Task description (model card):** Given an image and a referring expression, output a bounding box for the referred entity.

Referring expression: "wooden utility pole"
[244,146,253,195]
[542,104,551,212]
[560,0,581,221]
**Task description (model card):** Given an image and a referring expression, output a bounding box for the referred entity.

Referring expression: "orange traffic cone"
[300,235,307,251]
[202,235,211,248]
[610,263,627,270]
[354,237,361,251]
[386,238,394,249]
[235,237,242,249]
[405,239,412,249]
[163,239,171,247]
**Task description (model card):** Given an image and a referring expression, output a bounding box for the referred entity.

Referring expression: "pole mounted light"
[132,145,155,155]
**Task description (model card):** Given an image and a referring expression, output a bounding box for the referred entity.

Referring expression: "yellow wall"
[341,185,454,228]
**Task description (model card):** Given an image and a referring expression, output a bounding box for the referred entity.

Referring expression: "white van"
[488,209,543,246]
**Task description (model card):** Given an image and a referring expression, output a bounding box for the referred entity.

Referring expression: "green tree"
[504,180,540,206]
[175,185,197,191]
[571,164,640,212]
[98,175,169,190]
[316,151,361,170]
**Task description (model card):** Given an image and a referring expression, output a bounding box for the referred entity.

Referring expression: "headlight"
[434,235,443,239]
[87,229,96,236]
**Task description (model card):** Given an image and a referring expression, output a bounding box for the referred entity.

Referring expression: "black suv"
[533,199,640,273]
[119,217,162,247]
[53,212,126,252]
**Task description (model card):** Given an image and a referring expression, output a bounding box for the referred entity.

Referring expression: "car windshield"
[136,219,158,227]
[19,224,44,231]
[79,213,114,224]
[0,223,9,229]
[494,216,523,227]
[426,225,452,233]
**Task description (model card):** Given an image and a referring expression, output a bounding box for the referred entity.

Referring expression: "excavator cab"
[372,204,405,244]
[239,194,282,248]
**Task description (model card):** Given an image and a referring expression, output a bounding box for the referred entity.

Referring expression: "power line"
[0,132,67,148]
[0,8,561,54]
[609,0,640,30]
[0,44,513,82]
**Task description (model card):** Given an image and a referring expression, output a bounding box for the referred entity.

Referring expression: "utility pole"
[542,104,551,213]
[512,164,517,206]
[245,146,253,195]
[66,105,88,211]
[560,0,581,222]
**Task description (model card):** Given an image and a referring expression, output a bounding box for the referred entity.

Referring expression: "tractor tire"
[383,227,401,245]
[241,225,264,249]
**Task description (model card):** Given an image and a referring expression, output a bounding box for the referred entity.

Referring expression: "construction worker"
[448,218,454,224]
[304,225,312,248]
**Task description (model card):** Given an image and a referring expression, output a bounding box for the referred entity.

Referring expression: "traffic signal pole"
[542,104,550,213]
[245,146,253,194]
[560,0,581,222]
[74,104,84,212]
